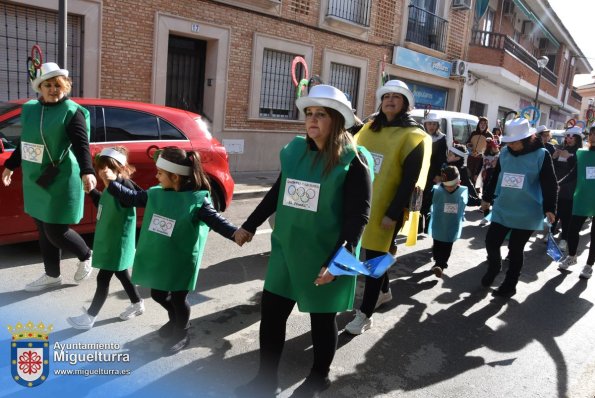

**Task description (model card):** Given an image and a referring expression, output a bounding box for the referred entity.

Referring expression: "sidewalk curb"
[233,189,268,200]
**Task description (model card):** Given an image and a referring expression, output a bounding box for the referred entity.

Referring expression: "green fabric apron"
[265,136,362,313]
[92,190,136,271]
[572,149,595,217]
[20,99,90,224]
[132,187,210,291]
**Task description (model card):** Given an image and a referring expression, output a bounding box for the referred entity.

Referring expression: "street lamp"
[534,55,549,122]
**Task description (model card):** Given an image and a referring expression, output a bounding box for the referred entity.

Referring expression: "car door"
[0,109,30,242]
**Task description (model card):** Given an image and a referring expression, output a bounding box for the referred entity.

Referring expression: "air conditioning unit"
[452,0,471,10]
[451,59,468,77]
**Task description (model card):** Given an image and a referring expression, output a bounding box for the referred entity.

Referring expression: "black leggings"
[485,222,533,289]
[34,218,91,278]
[87,269,142,317]
[151,289,190,330]
[567,216,595,264]
[433,239,454,268]
[359,249,390,318]
[258,289,337,379]
[556,198,574,241]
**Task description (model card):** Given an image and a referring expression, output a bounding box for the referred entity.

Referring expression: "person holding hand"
[235,85,372,397]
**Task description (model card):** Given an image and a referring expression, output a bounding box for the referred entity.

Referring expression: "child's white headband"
[100,148,127,165]
[156,156,192,176]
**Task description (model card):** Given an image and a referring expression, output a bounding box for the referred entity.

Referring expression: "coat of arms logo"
[8,321,52,387]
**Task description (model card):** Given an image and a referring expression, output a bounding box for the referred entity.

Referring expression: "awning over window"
[512,0,559,47]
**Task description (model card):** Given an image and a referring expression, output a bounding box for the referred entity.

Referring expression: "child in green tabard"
[67,146,144,330]
[105,146,238,354]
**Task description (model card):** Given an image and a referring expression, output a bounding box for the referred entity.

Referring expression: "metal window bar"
[326,0,371,27]
[259,49,301,120]
[0,3,82,101]
[405,4,448,52]
[329,62,359,110]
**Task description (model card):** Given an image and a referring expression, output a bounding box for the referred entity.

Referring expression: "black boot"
[235,373,280,398]
[492,272,519,298]
[481,268,501,287]
[165,327,189,355]
[291,372,331,398]
[481,256,502,287]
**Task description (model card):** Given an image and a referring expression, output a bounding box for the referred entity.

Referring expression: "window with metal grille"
[329,62,360,109]
[259,49,301,120]
[327,0,372,26]
[0,3,83,101]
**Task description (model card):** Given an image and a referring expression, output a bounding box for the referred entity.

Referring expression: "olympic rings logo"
[287,184,316,203]
[24,146,42,156]
[152,217,173,233]
[502,174,523,187]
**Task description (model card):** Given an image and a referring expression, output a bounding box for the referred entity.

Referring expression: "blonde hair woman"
[1,62,96,291]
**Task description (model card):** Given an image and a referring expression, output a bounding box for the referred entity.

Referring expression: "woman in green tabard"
[104,146,238,355]
[67,146,144,330]
[1,62,96,292]
[235,85,372,397]
[556,125,595,279]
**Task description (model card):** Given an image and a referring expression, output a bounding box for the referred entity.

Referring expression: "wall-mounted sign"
[393,46,451,79]
[191,23,200,33]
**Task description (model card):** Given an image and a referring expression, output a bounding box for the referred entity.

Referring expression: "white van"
[410,109,479,147]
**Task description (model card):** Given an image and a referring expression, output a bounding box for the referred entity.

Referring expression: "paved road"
[0,194,593,398]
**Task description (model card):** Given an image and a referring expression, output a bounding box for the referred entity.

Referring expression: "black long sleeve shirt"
[385,141,425,225]
[482,140,558,215]
[89,177,139,208]
[4,97,94,176]
[107,181,238,240]
[242,149,372,266]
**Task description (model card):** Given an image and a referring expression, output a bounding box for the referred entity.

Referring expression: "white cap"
[501,118,535,143]
[376,80,415,108]
[295,85,355,128]
[423,112,441,124]
[31,62,69,93]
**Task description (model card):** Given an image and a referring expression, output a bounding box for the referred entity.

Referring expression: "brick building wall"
[99,0,396,134]
[445,8,470,60]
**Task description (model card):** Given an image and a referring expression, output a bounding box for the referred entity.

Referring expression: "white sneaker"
[345,310,372,335]
[119,300,145,320]
[579,265,593,279]
[25,274,63,292]
[558,255,577,271]
[375,290,393,309]
[67,309,96,330]
[74,252,93,283]
[558,240,568,252]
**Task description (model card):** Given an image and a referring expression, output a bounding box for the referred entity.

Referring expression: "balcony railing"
[326,0,371,27]
[570,90,582,102]
[405,5,448,52]
[471,30,557,84]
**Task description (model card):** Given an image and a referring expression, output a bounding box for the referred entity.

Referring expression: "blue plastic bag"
[364,254,396,278]
[327,247,371,277]
[546,231,563,261]
[327,248,396,278]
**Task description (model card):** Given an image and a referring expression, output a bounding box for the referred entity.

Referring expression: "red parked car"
[0,98,234,245]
